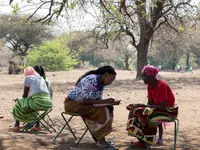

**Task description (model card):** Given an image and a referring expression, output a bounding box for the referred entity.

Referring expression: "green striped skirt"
[12,93,52,123]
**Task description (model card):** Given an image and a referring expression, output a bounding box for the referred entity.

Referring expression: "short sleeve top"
[24,75,50,96]
[67,74,104,101]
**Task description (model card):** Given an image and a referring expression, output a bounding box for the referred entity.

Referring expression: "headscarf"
[141,65,159,77]
[24,67,40,77]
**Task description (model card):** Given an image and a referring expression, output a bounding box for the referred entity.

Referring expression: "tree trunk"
[124,55,129,70]
[172,60,176,70]
[185,52,190,70]
[136,39,149,78]
[196,56,200,67]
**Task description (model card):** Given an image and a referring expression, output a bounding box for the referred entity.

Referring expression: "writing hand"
[113,100,121,105]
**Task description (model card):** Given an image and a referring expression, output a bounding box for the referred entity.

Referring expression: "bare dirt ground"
[0,69,200,150]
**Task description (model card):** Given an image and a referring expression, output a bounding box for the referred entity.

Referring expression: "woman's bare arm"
[22,86,29,98]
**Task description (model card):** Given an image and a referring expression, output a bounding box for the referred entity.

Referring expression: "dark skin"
[158,124,163,139]
[67,73,121,105]
[141,73,168,111]
[22,86,29,98]
[126,73,167,144]
[126,73,167,111]
[65,72,120,147]
[142,73,166,141]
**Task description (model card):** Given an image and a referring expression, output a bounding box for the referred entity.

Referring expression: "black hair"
[76,65,116,85]
[33,65,46,79]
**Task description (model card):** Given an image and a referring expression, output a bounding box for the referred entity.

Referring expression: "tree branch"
[56,0,67,19]
[153,17,167,33]
[99,0,114,16]
[26,1,51,22]
[163,15,178,32]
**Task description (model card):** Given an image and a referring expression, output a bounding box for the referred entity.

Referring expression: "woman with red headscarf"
[126,65,178,148]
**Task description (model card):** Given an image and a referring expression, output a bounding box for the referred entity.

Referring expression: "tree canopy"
[9,0,198,77]
[0,14,53,57]
[26,37,79,71]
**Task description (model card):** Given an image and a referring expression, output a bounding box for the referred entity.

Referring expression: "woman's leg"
[8,120,20,131]
[65,101,113,143]
[97,137,109,145]
[31,121,42,131]
[15,120,20,126]
[158,124,163,140]
[35,121,40,127]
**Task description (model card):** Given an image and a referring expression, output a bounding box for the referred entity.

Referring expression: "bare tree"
[149,18,200,70]
[9,0,197,77]
[95,0,196,77]
[113,36,136,70]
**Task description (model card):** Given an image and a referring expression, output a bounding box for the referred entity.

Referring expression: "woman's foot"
[8,126,20,131]
[156,138,163,145]
[97,143,118,150]
[31,127,42,131]
[130,141,151,149]
[97,138,110,146]
[97,139,118,150]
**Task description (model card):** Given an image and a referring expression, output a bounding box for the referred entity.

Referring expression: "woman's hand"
[105,98,115,103]
[126,103,146,110]
[135,103,146,107]
[113,100,121,105]
[126,104,133,110]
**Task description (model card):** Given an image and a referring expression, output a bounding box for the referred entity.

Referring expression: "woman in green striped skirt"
[9,66,52,131]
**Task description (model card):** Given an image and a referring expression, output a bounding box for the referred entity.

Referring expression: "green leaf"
[178,26,185,32]
[11,3,20,14]
[140,2,145,6]
[26,37,79,71]
[21,15,25,19]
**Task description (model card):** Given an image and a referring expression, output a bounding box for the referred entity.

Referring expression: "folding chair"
[21,108,56,133]
[53,112,94,145]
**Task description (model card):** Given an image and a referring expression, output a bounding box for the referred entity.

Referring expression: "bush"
[26,38,79,71]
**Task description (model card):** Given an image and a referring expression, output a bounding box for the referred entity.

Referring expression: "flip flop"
[156,139,163,145]
[97,144,118,150]
[31,127,42,131]
[8,126,20,132]
[107,141,115,146]
[130,141,151,149]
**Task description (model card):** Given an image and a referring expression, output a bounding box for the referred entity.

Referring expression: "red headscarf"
[141,65,159,77]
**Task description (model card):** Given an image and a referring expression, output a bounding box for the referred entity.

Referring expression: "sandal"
[21,123,32,129]
[156,138,163,145]
[107,141,115,146]
[31,127,42,131]
[130,141,151,149]
[97,144,118,150]
[8,126,20,132]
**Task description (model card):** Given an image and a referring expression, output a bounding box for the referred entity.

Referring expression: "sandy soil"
[0,69,200,150]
